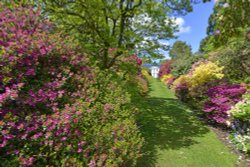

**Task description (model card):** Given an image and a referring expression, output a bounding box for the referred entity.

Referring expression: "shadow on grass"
[135,93,209,167]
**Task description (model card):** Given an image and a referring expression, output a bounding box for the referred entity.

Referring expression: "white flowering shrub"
[229,93,250,154]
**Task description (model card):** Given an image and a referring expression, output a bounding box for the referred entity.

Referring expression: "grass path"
[136,78,243,167]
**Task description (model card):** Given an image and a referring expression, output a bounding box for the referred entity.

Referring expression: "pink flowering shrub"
[0,4,142,166]
[203,84,246,124]
[107,48,142,67]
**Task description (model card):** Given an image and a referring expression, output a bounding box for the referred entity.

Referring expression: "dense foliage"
[209,38,250,82]
[206,0,250,47]
[30,0,200,68]
[0,5,144,166]
[188,61,224,89]
[171,55,201,78]
[170,60,224,102]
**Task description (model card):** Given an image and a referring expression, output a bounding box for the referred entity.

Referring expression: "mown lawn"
[136,78,245,167]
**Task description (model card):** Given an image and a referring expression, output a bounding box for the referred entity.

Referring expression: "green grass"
[135,78,244,167]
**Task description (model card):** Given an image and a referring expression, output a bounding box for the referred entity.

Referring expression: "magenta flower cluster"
[0,5,95,166]
[203,84,246,123]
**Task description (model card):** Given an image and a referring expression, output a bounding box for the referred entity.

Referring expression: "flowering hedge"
[170,59,248,125]
[0,5,143,166]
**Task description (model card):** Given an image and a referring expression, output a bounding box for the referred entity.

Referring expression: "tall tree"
[23,0,209,68]
[169,40,192,59]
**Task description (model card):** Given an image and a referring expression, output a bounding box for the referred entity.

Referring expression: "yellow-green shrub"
[172,74,191,90]
[142,69,151,80]
[161,74,174,84]
[189,61,224,89]
[136,75,149,96]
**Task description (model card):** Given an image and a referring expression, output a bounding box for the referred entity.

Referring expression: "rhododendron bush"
[0,5,142,166]
[159,60,175,89]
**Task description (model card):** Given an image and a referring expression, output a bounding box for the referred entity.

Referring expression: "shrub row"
[159,59,249,154]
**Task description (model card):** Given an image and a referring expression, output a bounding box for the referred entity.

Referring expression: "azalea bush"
[0,5,143,166]
[159,60,175,89]
[230,94,250,121]
[203,84,246,124]
[166,77,175,88]
[171,75,190,102]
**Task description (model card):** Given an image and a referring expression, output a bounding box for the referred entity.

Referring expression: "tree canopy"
[17,0,209,68]
[203,0,250,49]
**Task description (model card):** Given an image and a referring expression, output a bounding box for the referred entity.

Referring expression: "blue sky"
[161,1,215,59]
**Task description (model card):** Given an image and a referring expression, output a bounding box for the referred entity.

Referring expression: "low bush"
[136,74,149,96]
[171,75,190,102]
[161,74,174,86]
[229,93,250,154]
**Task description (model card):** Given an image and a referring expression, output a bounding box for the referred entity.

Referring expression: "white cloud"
[173,17,191,34]
[159,40,170,46]
[134,14,191,34]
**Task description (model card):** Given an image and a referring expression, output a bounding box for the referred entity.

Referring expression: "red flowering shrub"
[159,60,172,78]
[128,55,142,66]
[0,5,142,166]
